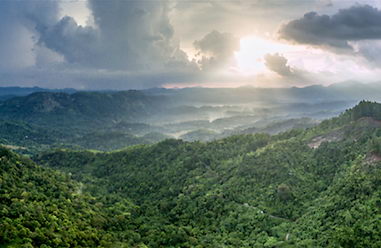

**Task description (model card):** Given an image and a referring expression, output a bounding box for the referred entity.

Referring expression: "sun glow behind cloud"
[234,36,298,75]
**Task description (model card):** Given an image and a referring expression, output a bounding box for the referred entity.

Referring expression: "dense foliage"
[349,100,381,121]
[2,101,381,247]
[0,147,141,247]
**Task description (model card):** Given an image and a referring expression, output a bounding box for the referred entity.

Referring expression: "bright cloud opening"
[235,36,298,75]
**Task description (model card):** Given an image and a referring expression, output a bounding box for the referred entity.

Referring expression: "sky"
[1,0,381,89]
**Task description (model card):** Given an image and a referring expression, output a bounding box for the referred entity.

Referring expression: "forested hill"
[0,90,168,127]
[2,101,381,247]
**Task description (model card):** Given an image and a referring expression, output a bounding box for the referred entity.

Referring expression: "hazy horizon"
[2,80,381,91]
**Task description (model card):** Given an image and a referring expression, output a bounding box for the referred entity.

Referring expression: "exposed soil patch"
[364,153,381,164]
[356,117,381,128]
[308,129,344,149]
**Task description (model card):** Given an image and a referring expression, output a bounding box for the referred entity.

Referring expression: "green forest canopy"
[1,101,381,247]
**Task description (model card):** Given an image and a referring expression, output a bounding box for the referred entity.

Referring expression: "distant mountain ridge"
[1,84,381,154]
[0,86,76,100]
[2,81,381,102]
[0,90,168,128]
[2,83,381,126]
[142,82,381,104]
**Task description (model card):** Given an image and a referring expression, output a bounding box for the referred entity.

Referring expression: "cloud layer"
[264,53,293,76]
[193,30,240,70]
[40,0,193,71]
[0,0,381,89]
[279,5,381,51]
[0,0,202,89]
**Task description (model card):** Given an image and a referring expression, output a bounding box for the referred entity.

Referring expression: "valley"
[0,84,374,155]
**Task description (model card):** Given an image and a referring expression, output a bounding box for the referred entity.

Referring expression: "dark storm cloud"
[279,5,381,51]
[38,0,193,71]
[193,30,239,70]
[0,0,200,88]
[264,53,292,76]
[38,16,101,67]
